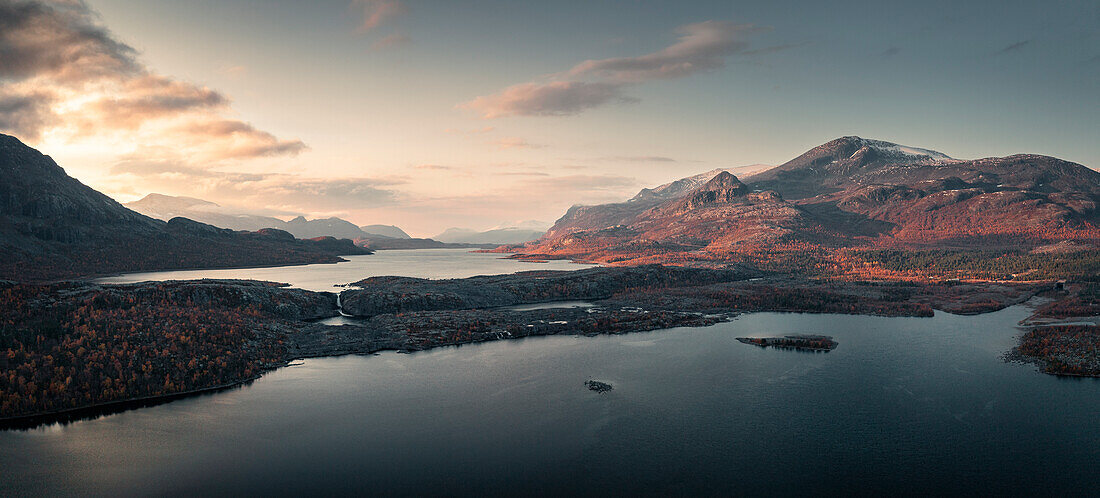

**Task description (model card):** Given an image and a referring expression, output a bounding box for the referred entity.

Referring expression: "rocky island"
[737,335,838,352]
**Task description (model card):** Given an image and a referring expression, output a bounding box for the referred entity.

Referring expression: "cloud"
[176,120,308,160]
[460,81,635,118]
[879,47,901,57]
[494,137,546,149]
[353,0,406,32]
[0,0,138,82]
[415,174,639,216]
[0,0,304,161]
[112,152,402,212]
[444,126,495,135]
[600,155,677,163]
[496,171,550,177]
[459,20,778,118]
[74,75,228,130]
[414,164,452,170]
[0,89,56,140]
[996,39,1032,55]
[566,21,764,83]
[263,177,400,207]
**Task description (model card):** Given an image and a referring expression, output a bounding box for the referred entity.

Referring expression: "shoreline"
[0,303,1035,430]
[1,266,1089,429]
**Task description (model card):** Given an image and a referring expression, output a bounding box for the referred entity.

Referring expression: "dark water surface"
[2,305,1098,496]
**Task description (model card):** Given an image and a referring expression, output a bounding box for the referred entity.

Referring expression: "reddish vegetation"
[1016,326,1100,377]
[0,281,333,420]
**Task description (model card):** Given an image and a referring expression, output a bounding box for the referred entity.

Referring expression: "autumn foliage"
[0,283,290,419]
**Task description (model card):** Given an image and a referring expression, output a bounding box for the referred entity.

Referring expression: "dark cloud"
[0,90,55,140]
[0,0,305,162]
[0,0,138,82]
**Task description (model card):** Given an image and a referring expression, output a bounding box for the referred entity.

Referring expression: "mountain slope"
[514,137,1099,265]
[0,135,369,281]
[744,137,1100,246]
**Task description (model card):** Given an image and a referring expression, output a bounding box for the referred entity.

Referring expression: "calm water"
[5,254,1099,496]
[96,248,596,291]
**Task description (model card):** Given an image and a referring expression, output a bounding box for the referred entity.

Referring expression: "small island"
[737,335,838,352]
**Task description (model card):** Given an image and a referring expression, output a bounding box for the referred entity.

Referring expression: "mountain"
[285,216,365,240]
[513,137,1099,265]
[742,136,1100,245]
[127,194,411,241]
[126,194,288,232]
[360,225,410,239]
[434,223,548,245]
[0,134,369,281]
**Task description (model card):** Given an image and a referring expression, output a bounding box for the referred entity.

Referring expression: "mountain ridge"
[510,137,1099,266]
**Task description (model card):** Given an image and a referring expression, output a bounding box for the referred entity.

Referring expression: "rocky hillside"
[0,134,370,281]
[512,137,1099,265]
[745,137,1099,246]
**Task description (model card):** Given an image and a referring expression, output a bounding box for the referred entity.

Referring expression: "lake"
[95,248,597,292]
[4,251,1098,496]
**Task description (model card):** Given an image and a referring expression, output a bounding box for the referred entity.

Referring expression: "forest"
[1016,325,1100,377]
[854,249,1100,281]
[0,281,333,419]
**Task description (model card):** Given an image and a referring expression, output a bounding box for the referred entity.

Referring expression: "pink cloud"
[353,0,407,32]
[459,81,633,118]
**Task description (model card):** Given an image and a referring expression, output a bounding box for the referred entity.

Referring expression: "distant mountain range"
[125,193,492,250]
[433,220,550,245]
[512,137,1100,265]
[126,194,411,240]
[0,134,370,281]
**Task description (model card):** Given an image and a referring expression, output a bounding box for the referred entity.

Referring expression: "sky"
[0,0,1097,236]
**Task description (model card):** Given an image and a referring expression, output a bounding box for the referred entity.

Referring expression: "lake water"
[96,248,596,291]
[5,253,1099,496]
